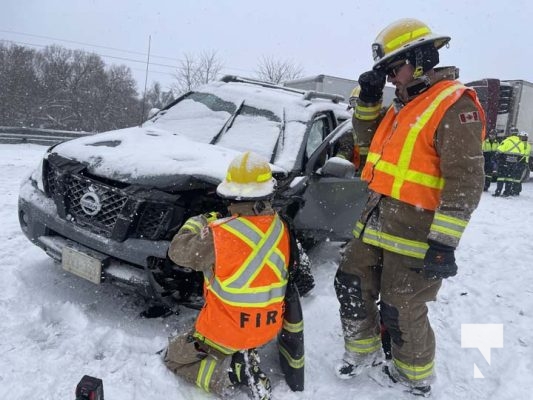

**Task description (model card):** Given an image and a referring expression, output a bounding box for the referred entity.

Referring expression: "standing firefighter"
[482,130,499,191]
[163,151,303,400]
[334,18,485,397]
[494,128,523,197]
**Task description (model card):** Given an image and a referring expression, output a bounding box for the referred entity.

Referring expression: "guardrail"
[0,127,92,146]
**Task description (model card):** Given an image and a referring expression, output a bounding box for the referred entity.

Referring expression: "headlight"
[29,158,45,192]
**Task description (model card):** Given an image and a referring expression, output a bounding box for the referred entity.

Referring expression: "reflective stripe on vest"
[498,136,524,156]
[204,215,288,307]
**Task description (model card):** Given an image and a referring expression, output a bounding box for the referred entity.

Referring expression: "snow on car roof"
[51,79,349,187]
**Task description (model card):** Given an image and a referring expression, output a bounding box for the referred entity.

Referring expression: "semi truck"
[466,78,533,171]
[284,74,396,106]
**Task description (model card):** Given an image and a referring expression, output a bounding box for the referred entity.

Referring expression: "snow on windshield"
[150,99,230,144]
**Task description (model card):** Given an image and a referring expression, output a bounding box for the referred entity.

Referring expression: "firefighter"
[515,131,531,195]
[163,151,292,400]
[334,18,485,397]
[482,130,499,191]
[494,128,523,197]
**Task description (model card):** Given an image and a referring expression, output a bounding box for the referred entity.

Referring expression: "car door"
[292,120,368,242]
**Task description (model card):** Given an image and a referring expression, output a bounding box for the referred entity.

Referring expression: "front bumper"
[18,178,170,269]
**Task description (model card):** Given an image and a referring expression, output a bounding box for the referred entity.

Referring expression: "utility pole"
[140,35,151,126]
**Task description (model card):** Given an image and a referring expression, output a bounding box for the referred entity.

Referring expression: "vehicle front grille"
[66,174,128,235]
[45,160,179,241]
[136,203,173,239]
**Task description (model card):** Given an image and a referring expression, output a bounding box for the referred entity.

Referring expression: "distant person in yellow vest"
[333,18,485,397]
[515,131,531,195]
[163,151,291,400]
[482,130,499,191]
[494,127,524,197]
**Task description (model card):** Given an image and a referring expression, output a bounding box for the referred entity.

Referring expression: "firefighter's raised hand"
[422,240,458,280]
[357,70,386,103]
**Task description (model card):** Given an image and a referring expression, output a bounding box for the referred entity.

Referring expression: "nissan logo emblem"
[80,191,102,216]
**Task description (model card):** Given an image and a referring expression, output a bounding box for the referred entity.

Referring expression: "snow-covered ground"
[1,143,532,400]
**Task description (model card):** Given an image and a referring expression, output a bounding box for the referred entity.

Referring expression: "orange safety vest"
[361,80,485,210]
[195,214,290,351]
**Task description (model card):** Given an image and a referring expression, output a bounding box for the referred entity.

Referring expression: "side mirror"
[320,156,356,178]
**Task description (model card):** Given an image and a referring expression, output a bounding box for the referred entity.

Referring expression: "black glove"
[422,240,458,280]
[358,70,386,103]
[203,211,222,223]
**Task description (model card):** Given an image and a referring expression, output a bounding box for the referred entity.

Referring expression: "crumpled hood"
[49,125,251,188]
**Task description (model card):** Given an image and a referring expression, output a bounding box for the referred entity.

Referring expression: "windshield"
[150,92,282,162]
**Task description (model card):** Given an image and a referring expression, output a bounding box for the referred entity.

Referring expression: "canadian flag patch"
[459,111,480,124]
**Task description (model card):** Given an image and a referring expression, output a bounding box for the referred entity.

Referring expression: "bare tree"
[196,51,224,85]
[0,43,144,131]
[255,56,304,84]
[141,82,174,119]
[0,43,40,127]
[173,53,198,95]
[172,51,224,95]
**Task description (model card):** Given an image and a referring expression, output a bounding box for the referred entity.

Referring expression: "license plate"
[62,247,103,284]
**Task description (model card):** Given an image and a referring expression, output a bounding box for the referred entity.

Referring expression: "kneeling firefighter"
[163,151,304,399]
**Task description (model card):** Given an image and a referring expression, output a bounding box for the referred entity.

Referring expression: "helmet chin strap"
[405,74,432,99]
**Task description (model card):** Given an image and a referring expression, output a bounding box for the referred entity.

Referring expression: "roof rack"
[303,91,344,103]
[221,75,345,104]
[221,75,304,94]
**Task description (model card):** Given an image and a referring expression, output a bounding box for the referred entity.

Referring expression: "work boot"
[373,363,432,397]
[229,350,271,400]
[335,351,383,379]
[492,191,501,197]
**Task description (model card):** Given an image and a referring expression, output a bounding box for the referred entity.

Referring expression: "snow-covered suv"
[18,76,367,308]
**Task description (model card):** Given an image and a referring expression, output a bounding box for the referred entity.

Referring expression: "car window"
[216,111,281,162]
[306,117,326,157]
[304,119,352,174]
[149,92,282,161]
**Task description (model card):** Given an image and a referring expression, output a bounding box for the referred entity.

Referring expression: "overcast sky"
[3,0,533,92]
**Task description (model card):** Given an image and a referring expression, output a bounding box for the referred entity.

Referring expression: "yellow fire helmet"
[217,151,276,200]
[372,18,450,72]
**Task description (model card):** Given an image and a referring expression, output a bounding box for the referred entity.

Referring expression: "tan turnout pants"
[336,237,442,381]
